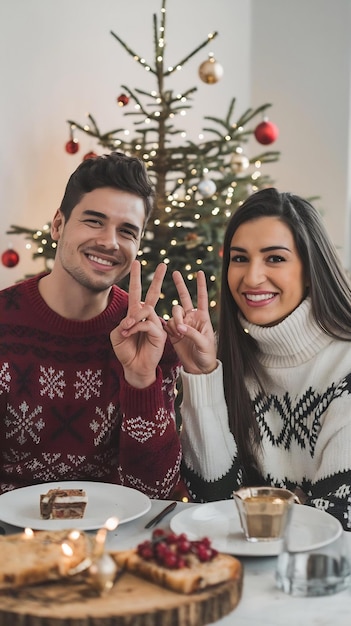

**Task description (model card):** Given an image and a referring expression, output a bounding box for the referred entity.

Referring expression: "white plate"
[170,500,342,557]
[0,481,151,531]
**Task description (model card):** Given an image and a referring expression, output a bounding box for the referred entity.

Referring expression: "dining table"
[1,498,350,626]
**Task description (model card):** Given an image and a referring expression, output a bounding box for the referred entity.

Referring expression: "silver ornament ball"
[197,177,217,198]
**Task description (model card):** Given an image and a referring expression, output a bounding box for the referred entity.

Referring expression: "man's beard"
[63,263,121,293]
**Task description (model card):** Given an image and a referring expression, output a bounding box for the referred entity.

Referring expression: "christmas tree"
[7,0,279,324]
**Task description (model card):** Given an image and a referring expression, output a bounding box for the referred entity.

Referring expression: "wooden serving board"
[0,570,243,626]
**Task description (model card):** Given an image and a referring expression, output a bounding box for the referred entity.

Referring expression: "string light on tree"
[6,224,56,273]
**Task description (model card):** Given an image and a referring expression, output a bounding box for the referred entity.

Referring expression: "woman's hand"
[110,260,167,388]
[166,270,217,375]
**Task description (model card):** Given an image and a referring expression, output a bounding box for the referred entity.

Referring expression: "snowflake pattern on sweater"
[0,274,181,498]
[180,299,351,530]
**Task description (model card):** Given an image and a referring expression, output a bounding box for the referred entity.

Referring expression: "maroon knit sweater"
[0,275,181,498]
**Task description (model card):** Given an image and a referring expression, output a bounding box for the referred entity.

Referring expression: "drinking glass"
[232,486,298,542]
[276,514,351,596]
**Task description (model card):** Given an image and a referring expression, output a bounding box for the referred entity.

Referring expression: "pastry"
[110,529,243,594]
[40,488,88,519]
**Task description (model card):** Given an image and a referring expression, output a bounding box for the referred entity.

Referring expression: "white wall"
[0,0,350,289]
[251,0,351,265]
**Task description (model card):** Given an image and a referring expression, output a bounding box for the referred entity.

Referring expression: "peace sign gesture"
[110,260,167,388]
[166,270,217,375]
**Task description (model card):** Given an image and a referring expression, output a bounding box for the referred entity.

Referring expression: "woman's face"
[227,216,306,326]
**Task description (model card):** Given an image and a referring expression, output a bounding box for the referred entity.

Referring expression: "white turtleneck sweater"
[180,298,351,530]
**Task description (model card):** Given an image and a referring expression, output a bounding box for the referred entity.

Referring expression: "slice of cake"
[40,488,88,520]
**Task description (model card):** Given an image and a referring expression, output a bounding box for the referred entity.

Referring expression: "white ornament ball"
[198,58,224,84]
[197,177,217,198]
[231,153,250,174]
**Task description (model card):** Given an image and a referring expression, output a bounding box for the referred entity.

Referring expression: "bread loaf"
[0,529,92,589]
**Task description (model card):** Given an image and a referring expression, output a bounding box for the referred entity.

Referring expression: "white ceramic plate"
[170,500,342,557]
[0,481,151,531]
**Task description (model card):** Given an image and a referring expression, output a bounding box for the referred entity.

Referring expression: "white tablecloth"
[1,499,350,625]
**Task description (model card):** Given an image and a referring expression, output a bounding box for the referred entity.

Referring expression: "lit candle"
[60,541,74,575]
[61,542,73,558]
[105,516,119,531]
[68,529,81,541]
[93,517,119,558]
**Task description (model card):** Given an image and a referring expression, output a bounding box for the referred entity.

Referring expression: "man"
[0,152,181,499]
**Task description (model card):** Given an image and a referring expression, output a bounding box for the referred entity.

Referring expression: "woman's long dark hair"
[217,187,351,481]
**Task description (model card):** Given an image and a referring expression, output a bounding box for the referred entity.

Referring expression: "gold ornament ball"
[198,58,224,84]
[231,153,250,173]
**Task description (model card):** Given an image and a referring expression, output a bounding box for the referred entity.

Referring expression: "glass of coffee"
[232,486,299,542]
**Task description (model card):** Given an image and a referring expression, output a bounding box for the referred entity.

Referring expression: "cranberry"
[176,556,187,568]
[163,552,178,568]
[155,542,168,558]
[152,528,166,540]
[196,545,213,562]
[200,537,211,547]
[139,545,154,559]
[177,539,192,554]
[137,540,152,554]
[137,529,217,570]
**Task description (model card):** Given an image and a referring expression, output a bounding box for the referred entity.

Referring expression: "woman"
[167,187,351,530]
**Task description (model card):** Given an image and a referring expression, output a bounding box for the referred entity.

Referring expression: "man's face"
[52,187,145,292]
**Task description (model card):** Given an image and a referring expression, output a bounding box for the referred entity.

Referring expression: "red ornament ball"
[2,248,19,268]
[83,151,98,161]
[117,93,129,107]
[65,139,79,154]
[254,120,279,145]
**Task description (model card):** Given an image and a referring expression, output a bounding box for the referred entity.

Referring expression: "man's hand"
[166,270,217,375]
[110,260,167,388]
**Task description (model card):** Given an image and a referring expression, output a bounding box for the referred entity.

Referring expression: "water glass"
[276,518,351,596]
